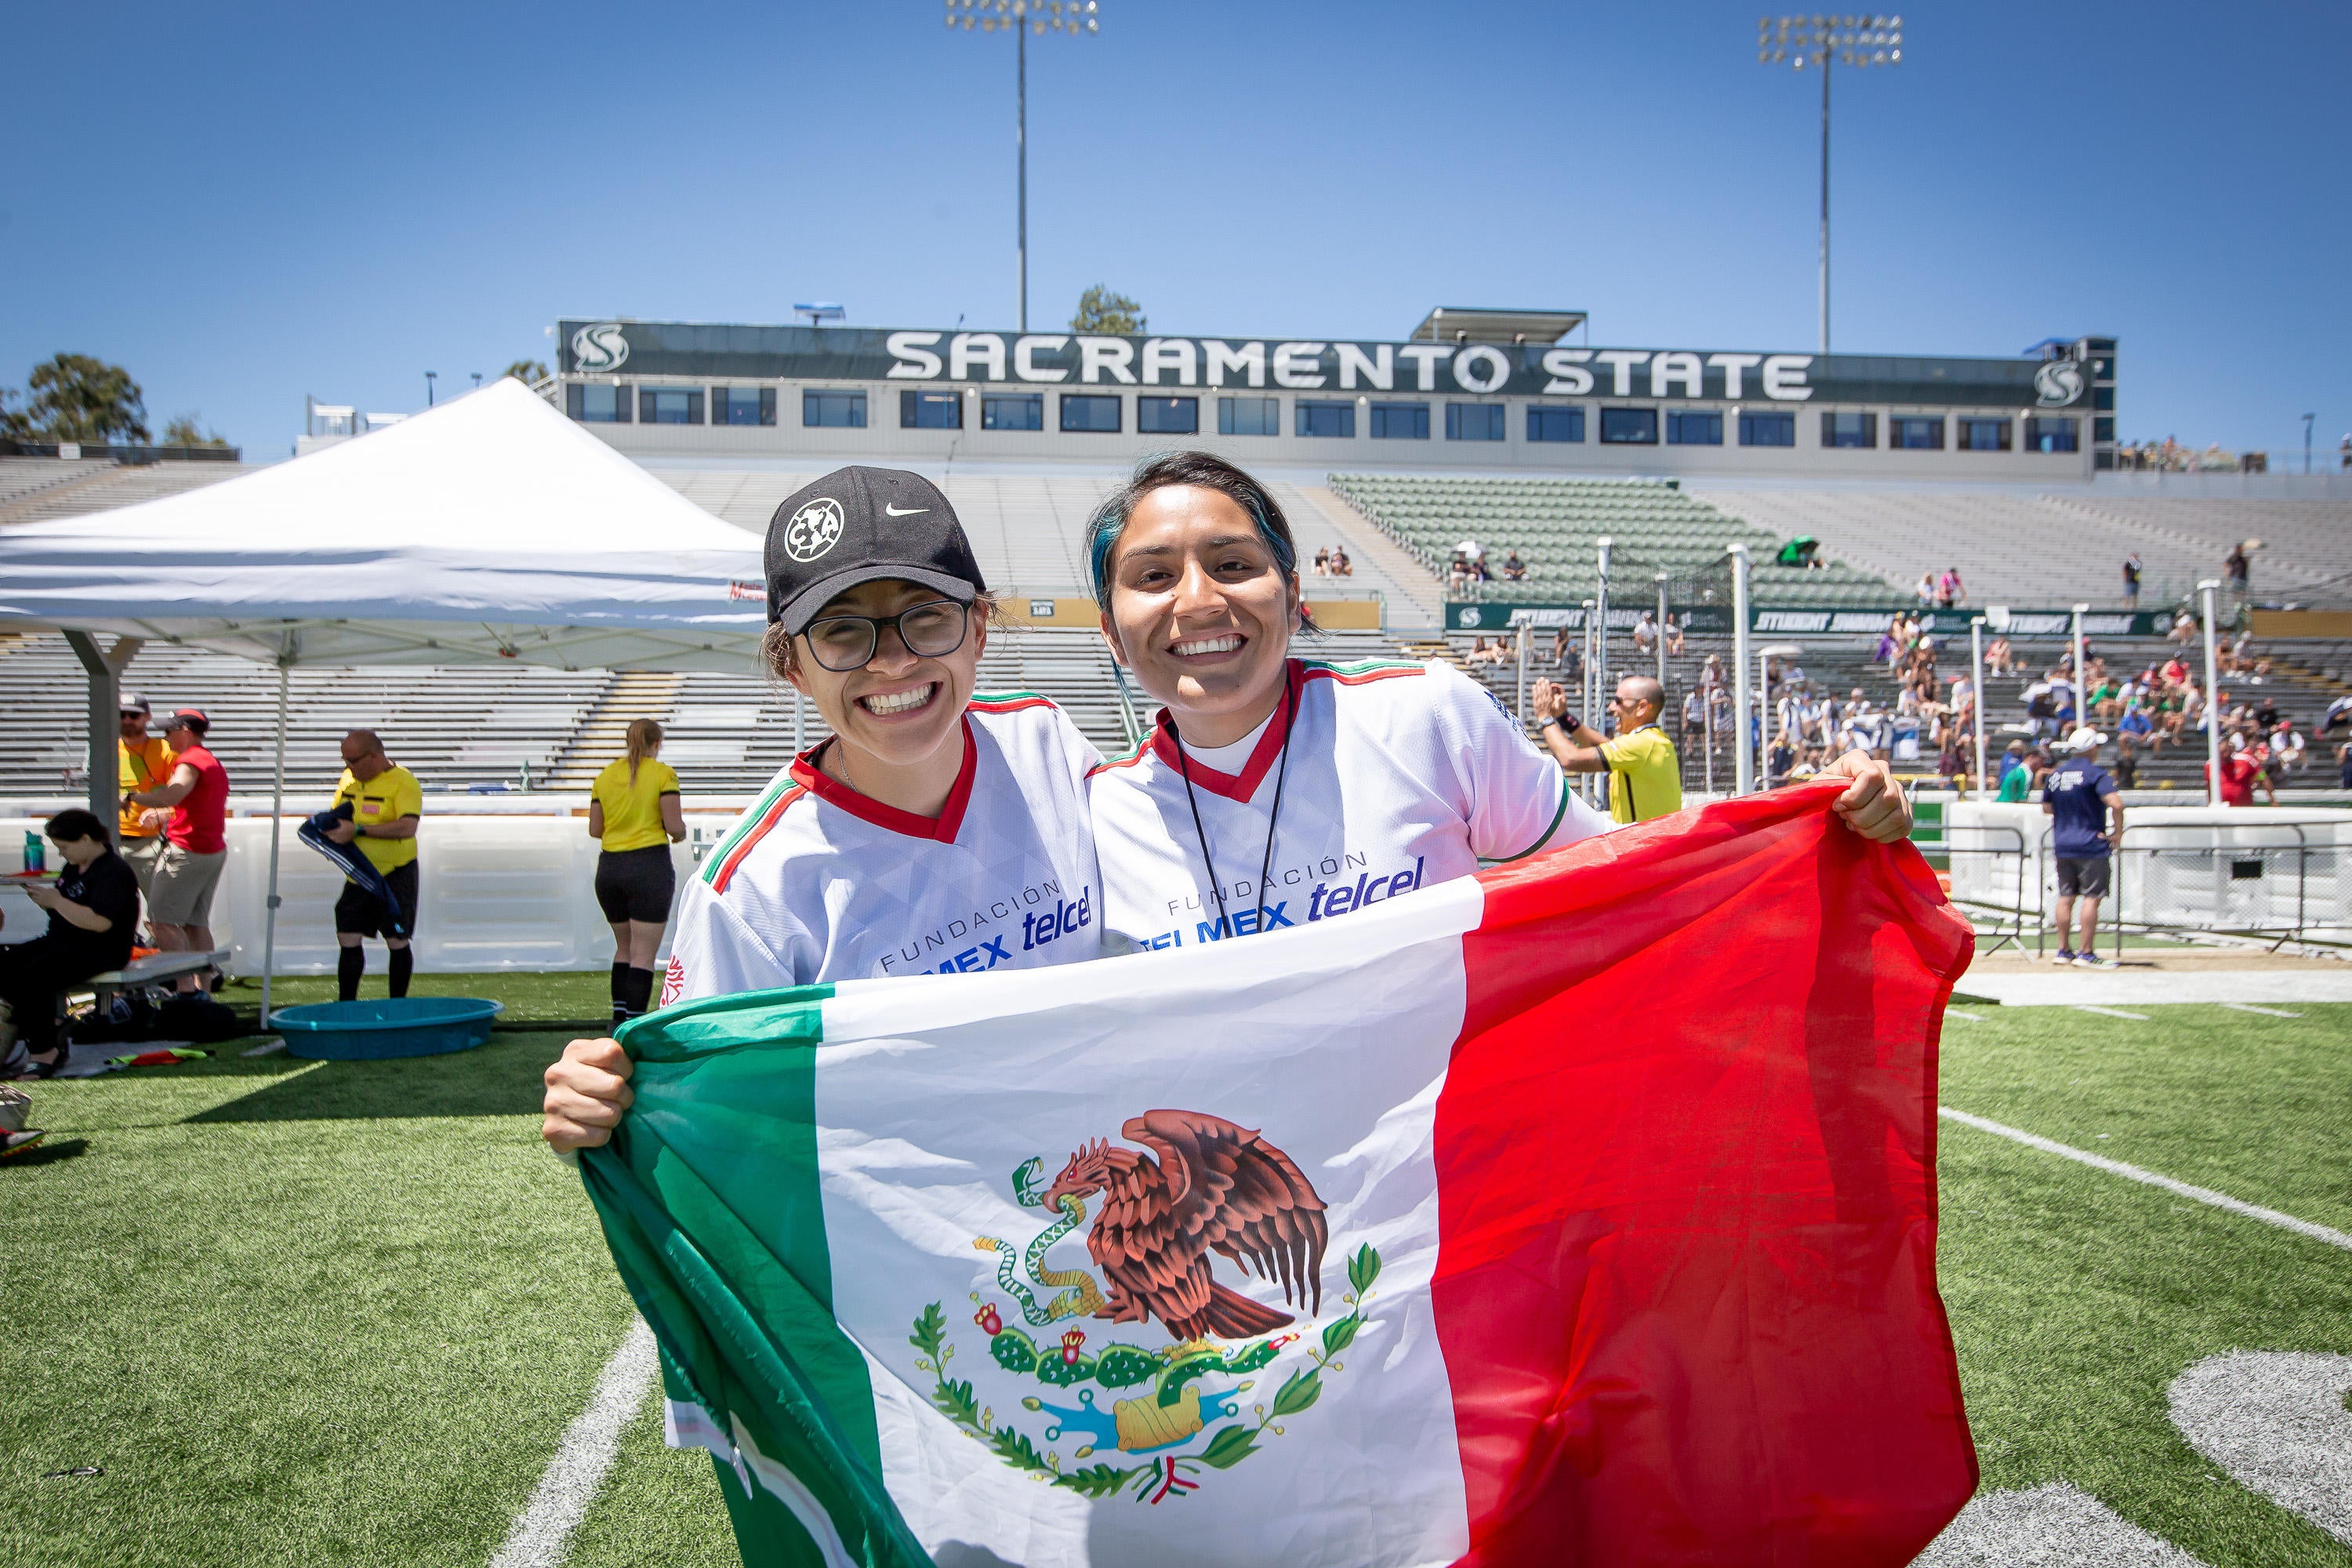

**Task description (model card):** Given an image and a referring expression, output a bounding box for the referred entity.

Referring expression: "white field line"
[2220,1002,2304,1018]
[489,1319,659,1568]
[2075,1004,2152,1021]
[1939,1108,2352,1254]
[1913,1480,2208,1566]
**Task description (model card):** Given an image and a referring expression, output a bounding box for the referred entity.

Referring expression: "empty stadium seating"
[0,456,260,525]
[1328,473,1898,607]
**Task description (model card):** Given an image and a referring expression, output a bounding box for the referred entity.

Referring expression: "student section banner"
[1447,601,2168,636]
[581,785,1978,1568]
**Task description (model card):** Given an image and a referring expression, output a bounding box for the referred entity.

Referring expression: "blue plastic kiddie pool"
[270,997,504,1060]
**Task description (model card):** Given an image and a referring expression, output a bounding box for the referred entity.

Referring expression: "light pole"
[2198,579,2223,805]
[2305,412,2316,474]
[424,370,437,407]
[1759,14,1904,355]
[946,0,1099,333]
[1728,543,1753,794]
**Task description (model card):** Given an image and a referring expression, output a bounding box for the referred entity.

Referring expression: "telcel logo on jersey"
[2034,358,2085,407]
[1020,888,1091,952]
[571,321,630,374]
[784,497,846,562]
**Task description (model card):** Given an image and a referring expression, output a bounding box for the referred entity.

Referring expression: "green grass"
[217,968,615,1024]
[3,984,2347,1564]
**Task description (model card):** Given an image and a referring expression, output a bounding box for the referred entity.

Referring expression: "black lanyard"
[1171,674,1296,942]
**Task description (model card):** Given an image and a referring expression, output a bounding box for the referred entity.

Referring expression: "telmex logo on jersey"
[571,322,630,373]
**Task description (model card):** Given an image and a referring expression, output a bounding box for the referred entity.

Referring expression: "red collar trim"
[1148,660,1301,804]
[788,717,978,843]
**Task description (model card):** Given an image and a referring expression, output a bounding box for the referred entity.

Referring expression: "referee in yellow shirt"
[1531,673,1685,824]
[116,693,176,900]
[589,719,687,1026]
[327,729,423,1001]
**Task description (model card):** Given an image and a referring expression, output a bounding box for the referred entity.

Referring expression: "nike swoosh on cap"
[884,504,928,517]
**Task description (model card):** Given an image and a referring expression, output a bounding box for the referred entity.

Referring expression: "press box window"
[1060,394,1122,433]
[1370,401,1429,440]
[1599,407,1658,445]
[1527,406,1584,443]
[1138,396,1199,435]
[567,383,630,423]
[1739,411,1794,446]
[2025,416,2078,453]
[982,393,1043,430]
[1890,416,1944,450]
[1666,411,1722,446]
[803,390,867,428]
[900,390,962,430]
[1295,401,1355,439]
[713,387,775,426]
[1445,403,1504,441]
[1219,397,1279,436]
[639,387,704,425]
[1821,411,1877,448]
[1959,417,2013,452]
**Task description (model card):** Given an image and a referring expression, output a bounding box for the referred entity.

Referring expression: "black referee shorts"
[595,845,677,925]
[336,859,419,938]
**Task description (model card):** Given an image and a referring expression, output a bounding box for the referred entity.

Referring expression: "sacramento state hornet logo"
[908,1109,1385,1506]
[2034,358,2085,407]
[782,497,846,562]
[570,322,630,373]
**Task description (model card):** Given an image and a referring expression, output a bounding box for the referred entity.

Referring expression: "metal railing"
[1944,818,2350,956]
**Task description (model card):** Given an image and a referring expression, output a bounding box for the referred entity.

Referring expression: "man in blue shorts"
[2045,726,2125,967]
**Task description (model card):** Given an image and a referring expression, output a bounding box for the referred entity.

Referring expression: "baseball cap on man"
[163,707,210,735]
[765,466,987,635]
[120,692,151,716]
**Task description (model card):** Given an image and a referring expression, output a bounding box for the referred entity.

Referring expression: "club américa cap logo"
[765,466,988,634]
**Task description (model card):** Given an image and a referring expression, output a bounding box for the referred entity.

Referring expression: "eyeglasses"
[800,600,971,673]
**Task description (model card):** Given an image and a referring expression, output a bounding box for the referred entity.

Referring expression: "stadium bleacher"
[0,456,262,525]
[1329,473,1898,606]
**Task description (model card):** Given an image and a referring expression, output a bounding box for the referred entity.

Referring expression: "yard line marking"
[1914,1480,2209,1566]
[2220,1002,2304,1019]
[1943,1009,1986,1022]
[489,1319,658,1568]
[1940,1107,2352,1254]
[2075,1005,2151,1021]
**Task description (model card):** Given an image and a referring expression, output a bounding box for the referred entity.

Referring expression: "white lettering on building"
[886,331,944,379]
[1272,342,1327,389]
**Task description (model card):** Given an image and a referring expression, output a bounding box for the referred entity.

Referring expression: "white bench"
[85,948,231,1007]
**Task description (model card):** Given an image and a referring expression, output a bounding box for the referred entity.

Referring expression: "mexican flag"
[582,784,1977,1568]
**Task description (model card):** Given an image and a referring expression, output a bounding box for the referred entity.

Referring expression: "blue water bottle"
[23,829,44,875]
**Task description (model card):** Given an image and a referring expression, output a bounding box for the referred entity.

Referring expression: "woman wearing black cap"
[544,466,1104,1149]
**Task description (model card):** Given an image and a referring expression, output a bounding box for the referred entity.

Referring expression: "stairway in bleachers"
[0,457,255,525]
[1330,473,1897,608]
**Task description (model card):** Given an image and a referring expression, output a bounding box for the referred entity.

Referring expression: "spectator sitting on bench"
[2,809,139,1079]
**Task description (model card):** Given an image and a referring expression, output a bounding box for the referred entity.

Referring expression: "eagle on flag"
[1040,1109,1330,1343]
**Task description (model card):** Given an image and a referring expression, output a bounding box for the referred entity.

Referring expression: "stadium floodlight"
[946,0,1101,332]
[795,302,848,326]
[1758,14,1904,354]
[424,369,437,407]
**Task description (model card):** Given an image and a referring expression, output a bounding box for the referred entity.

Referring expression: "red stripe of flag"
[1433,783,1976,1566]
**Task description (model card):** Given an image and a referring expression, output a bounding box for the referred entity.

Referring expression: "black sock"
[388,946,413,999]
[336,946,364,1002]
[622,965,658,1018]
[611,961,632,1024]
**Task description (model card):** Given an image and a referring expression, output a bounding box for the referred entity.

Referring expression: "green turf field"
[5,981,2347,1566]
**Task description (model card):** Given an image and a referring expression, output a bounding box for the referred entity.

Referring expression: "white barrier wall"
[0,813,735,975]
[1947,803,2352,941]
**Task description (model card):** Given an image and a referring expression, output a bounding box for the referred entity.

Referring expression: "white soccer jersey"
[660,693,1103,1003]
[1087,655,1610,953]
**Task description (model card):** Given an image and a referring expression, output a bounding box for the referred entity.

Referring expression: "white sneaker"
[2073,953,2119,970]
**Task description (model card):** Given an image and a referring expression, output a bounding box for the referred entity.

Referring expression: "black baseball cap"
[765,466,986,635]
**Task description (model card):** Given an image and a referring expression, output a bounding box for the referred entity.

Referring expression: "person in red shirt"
[2212,742,2273,808]
[124,708,230,990]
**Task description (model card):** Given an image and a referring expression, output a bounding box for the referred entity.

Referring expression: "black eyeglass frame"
[797,599,974,673]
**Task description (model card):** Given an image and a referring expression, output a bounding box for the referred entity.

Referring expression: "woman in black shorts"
[587,719,687,1025]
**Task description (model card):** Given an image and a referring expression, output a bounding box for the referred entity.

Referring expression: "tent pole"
[259,653,290,1029]
[64,630,143,841]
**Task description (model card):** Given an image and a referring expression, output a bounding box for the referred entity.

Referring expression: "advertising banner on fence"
[1446,604,2166,637]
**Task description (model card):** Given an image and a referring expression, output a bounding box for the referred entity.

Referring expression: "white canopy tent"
[0,376,769,1021]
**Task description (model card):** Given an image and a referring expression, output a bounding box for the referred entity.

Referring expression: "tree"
[26,354,148,444]
[162,413,230,448]
[1070,286,1144,336]
[504,358,550,385]
[0,387,31,441]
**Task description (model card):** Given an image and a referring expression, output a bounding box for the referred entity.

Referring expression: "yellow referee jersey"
[1600,724,1682,825]
[593,757,681,853]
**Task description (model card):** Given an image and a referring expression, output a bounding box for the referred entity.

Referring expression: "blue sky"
[5,1,2344,462]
